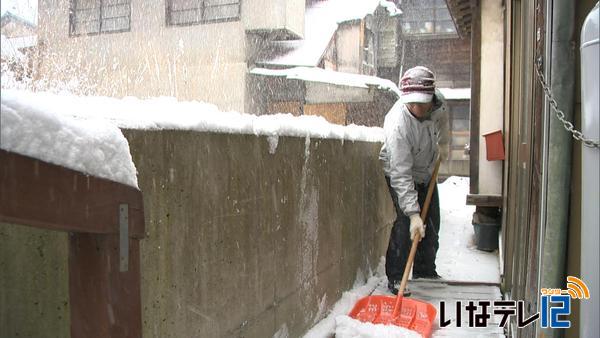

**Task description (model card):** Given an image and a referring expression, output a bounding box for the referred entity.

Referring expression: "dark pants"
[385,177,440,282]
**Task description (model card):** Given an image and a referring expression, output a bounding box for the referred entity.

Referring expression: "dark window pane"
[204,4,239,20]
[101,17,129,32]
[170,9,203,24]
[435,20,456,33]
[102,4,129,19]
[73,19,100,34]
[171,0,201,11]
[75,0,100,10]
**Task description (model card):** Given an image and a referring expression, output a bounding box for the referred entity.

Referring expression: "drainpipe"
[538,0,574,337]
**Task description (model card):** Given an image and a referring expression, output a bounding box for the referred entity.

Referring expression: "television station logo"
[439,276,590,329]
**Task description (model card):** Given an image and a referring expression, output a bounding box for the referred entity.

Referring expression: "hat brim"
[401,92,433,103]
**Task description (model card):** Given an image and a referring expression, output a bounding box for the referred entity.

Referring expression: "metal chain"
[535,61,600,148]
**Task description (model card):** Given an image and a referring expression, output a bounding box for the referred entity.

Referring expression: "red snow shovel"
[349,158,441,337]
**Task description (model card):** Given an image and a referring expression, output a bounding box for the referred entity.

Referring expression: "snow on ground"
[0,90,383,142]
[303,177,501,337]
[1,92,138,188]
[436,176,500,283]
[303,260,388,338]
[334,316,421,338]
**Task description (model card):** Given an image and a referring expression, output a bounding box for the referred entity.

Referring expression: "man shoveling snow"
[380,66,450,296]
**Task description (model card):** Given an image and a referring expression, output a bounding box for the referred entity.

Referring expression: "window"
[69,0,131,36]
[166,0,241,26]
[401,0,457,37]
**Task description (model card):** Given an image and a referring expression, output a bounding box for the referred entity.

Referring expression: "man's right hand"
[409,214,425,241]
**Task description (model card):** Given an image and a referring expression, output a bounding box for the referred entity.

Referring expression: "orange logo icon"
[562,276,590,300]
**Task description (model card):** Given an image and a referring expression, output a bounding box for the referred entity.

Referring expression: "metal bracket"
[119,204,129,272]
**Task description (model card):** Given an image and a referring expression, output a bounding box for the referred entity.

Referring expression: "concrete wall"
[123,130,394,337]
[0,130,394,337]
[37,0,261,112]
[478,0,504,195]
[0,222,70,338]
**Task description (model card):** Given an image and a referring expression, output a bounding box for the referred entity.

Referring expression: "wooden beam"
[0,149,145,338]
[0,150,145,238]
[469,0,481,194]
[466,194,503,207]
[69,233,142,338]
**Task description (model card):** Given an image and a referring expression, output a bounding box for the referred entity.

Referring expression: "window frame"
[69,0,132,37]
[165,0,242,27]
[400,0,457,38]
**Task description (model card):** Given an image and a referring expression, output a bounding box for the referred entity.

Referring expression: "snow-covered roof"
[1,90,139,188]
[1,34,36,60]
[0,11,36,28]
[438,87,471,100]
[256,0,401,68]
[0,34,24,59]
[251,66,401,98]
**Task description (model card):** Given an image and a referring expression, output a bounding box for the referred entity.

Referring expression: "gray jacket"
[379,91,449,216]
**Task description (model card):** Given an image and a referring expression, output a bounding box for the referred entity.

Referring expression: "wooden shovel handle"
[393,157,441,315]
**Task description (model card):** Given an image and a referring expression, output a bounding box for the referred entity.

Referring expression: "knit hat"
[399,66,436,103]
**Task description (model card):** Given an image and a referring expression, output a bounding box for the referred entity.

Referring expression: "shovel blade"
[349,295,437,337]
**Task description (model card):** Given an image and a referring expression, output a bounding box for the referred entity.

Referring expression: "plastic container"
[472,211,500,251]
[473,223,500,251]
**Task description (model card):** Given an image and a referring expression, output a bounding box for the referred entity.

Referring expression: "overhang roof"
[445,0,472,38]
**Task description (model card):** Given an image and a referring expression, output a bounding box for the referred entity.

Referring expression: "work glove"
[438,144,450,161]
[409,214,425,241]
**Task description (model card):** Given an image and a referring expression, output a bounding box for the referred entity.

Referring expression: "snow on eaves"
[251,66,401,98]
[1,90,139,188]
[438,87,471,100]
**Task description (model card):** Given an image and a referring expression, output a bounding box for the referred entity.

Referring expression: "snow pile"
[0,90,384,142]
[251,67,401,98]
[304,261,388,337]
[334,315,421,338]
[1,93,138,188]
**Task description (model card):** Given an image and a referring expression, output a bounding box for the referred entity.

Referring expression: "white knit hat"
[399,66,436,103]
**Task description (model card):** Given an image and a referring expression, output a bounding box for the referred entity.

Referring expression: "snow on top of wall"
[0,90,384,169]
[3,90,384,142]
[1,91,139,188]
[438,87,471,100]
[259,0,401,67]
[251,66,401,98]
